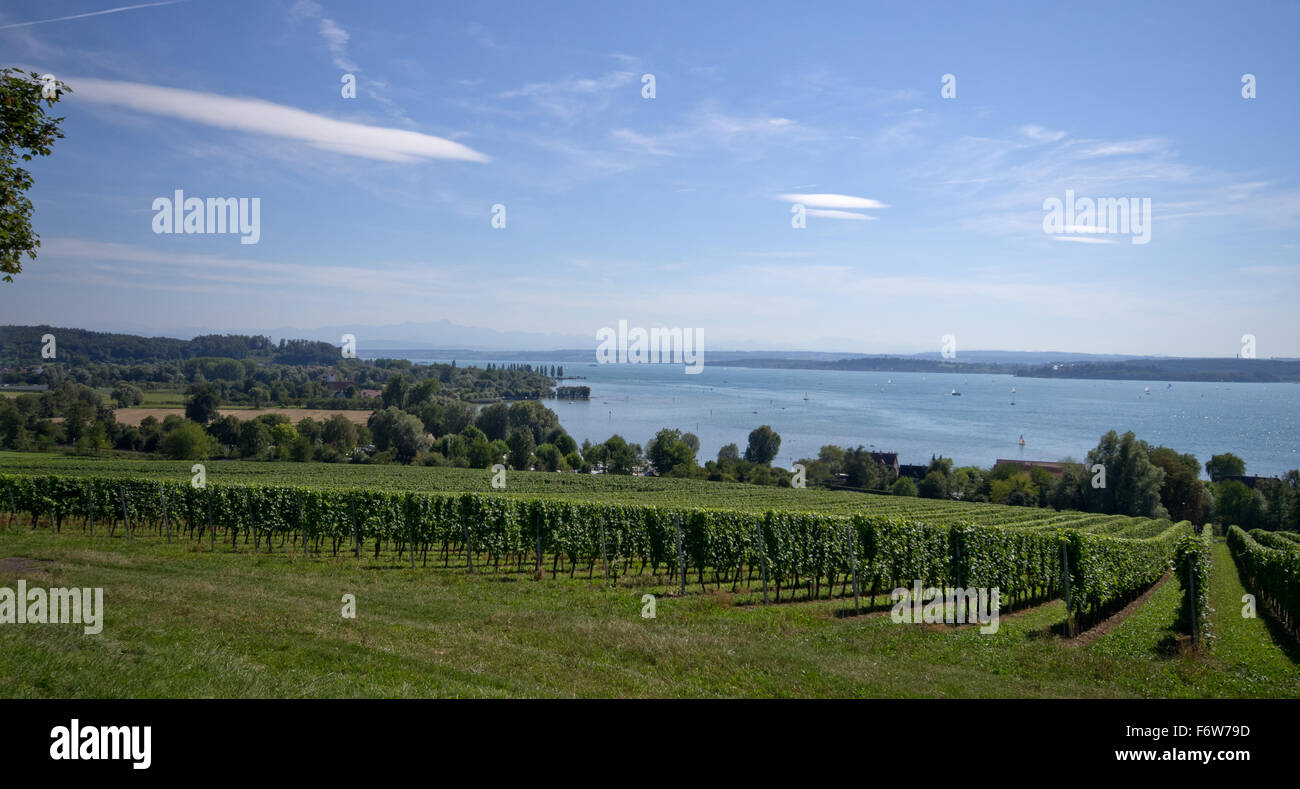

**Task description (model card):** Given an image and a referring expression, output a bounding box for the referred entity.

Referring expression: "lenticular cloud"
[69,77,491,164]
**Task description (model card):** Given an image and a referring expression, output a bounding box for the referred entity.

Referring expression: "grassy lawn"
[1,527,1296,698]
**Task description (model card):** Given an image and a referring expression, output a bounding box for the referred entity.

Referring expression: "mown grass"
[1,527,1296,698]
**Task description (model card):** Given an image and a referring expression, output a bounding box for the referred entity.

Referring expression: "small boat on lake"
[951,388,961,396]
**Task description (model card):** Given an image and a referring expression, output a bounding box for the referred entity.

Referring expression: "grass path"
[1205,539,1300,692]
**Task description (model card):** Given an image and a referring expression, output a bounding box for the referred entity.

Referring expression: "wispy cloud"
[290,0,357,72]
[0,1,184,30]
[464,22,509,51]
[499,71,637,119]
[1019,125,1067,143]
[69,77,490,163]
[613,110,805,156]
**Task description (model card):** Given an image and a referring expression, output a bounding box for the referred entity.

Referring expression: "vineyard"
[0,451,1174,527]
[1,469,1194,630]
[1229,526,1300,639]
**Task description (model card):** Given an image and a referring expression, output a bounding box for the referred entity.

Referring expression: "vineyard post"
[1188,552,1198,646]
[119,485,131,542]
[847,525,860,616]
[299,495,307,558]
[161,487,171,542]
[405,502,415,569]
[1061,539,1073,637]
[755,522,768,604]
[7,483,15,528]
[600,519,611,585]
[534,510,542,576]
[462,521,474,574]
[207,488,215,551]
[87,481,93,536]
[674,513,685,597]
[351,499,359,558]
[248,498,256,551]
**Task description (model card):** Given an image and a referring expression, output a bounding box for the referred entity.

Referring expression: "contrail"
[0,1,186,31]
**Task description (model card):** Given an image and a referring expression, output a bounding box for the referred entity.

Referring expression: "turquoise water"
[393,355,1300,477]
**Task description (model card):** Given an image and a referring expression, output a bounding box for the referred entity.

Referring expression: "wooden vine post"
[1061,539,1073,637]
[674,513,685,596]
[159,486,171,543]
[462,520,474,574]
[599,519,611,585]
[405,502,415,568]
[755,522,769,604]
[534,509,543,577]
[847,525,860,616]
[119,484,131,542]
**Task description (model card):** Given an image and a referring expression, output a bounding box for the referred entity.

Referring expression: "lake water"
[389,355,1300,477]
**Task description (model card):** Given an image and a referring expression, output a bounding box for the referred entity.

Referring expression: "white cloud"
[1019,125,1067,142]
[807,209,876,221]
[1079,138,1166,157]
[69,77,490,163]
[776,193,890,210]
[1053,235,1118,244]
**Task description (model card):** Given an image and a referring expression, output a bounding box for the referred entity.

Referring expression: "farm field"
[108,408,374,427]
[0,526,1295,698]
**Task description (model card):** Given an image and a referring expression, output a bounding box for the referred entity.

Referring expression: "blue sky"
[1,0,1297,355]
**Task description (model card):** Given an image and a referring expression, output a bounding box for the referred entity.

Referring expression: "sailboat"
[1019,434,1026,447]
[951,388,961,396]
[1144,386,1151,395]
[1011,386,1016,406]
[803,392,809,401]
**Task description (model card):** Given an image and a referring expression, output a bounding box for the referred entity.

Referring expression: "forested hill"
[714,355,1300,382]
[0,326,339,366]
[1018,358,1300,383]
